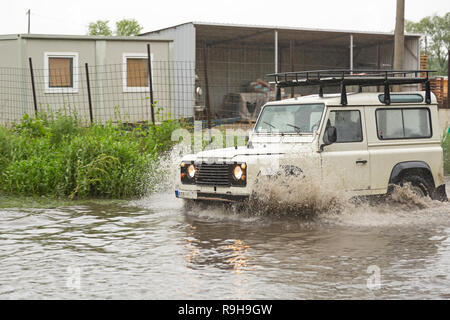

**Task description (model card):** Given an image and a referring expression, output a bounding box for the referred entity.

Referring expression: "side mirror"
[320,126,337,151]
[326,126,337,144]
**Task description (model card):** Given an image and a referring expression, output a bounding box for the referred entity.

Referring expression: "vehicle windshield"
[254,103,325,134]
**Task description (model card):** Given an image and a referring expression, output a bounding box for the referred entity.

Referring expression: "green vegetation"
[87,18,143,36]
[115,19,143,36]
[406,12,449,76]
[0,112,180,199]
[87,20,113,36]
[442,132,450,175]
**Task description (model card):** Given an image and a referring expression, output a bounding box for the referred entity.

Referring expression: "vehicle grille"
[195,163,231,186]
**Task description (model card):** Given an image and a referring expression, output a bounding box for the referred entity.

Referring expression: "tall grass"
[0,112,180,199]
[442,131,450,176]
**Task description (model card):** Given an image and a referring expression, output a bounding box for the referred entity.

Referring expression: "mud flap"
[433,184,448,202]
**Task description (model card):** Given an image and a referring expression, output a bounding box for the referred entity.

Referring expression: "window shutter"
[126,58,148,87]
[49,57,73,87]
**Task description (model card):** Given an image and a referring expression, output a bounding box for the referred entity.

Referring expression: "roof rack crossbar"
[269,69,436,105]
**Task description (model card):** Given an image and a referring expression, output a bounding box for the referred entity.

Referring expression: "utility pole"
[393,0,405,91]
[26,9,31,34]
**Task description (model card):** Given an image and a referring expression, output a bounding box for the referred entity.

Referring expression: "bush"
[0,113,180,199]
[443,133,450,175]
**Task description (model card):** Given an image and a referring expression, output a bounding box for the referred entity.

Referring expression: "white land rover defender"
[175,70,447,202]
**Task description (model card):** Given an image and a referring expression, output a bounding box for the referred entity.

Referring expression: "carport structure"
[142,22,421,119]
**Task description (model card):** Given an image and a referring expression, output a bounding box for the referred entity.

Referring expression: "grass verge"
[0,112,180,199]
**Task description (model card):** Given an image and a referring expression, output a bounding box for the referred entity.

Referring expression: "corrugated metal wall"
[143,24,420,118]
[196,39,420,115]
[143,24,196,118]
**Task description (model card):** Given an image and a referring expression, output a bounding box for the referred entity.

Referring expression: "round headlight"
[187,164,196,178]
[233,165,243,180]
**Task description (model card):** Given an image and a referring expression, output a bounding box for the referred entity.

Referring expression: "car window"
[327,110,363,143]
[254,104,325,134]
[376,108,431,139]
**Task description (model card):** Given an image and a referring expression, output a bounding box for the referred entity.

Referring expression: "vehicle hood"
[194,143,316,161]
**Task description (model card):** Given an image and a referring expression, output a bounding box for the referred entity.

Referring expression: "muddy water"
[0,183,450,299]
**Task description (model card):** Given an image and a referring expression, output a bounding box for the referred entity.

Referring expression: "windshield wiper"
[263,121,276,132]
[286,123,302,133]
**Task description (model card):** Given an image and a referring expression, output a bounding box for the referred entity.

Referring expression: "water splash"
[388,183,432,209]
[244,154,351,217]
[247,173,349,217]
[142,143,191,195]
[135,146,449,227]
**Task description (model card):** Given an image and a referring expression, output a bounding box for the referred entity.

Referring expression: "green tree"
[115,19,143,36]
[87,20,113,36]
[406,12,449,76]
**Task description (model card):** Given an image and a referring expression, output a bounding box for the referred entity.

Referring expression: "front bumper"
[175,189,249,202]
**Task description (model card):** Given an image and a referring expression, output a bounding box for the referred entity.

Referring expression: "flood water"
[0,182,450,299]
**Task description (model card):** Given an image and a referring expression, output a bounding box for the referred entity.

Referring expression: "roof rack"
[268,69,436,105]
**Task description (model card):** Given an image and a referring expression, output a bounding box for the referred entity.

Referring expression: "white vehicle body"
[175,91,447,202]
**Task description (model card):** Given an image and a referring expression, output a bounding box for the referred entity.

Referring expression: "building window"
[44,52,78,93]
[122,53,152,92]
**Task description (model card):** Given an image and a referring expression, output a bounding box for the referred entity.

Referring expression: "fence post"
[28,57,38,116]
[147,44,156,125]
[85,63,94,124]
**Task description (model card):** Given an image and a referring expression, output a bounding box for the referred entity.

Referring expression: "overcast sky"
[2,0,449,35]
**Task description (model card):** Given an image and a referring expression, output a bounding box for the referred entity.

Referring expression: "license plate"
[177,190,197,199]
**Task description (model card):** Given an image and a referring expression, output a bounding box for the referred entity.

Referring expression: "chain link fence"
[2,55,440,128]
[0,60,198,126]
[0,57,283,129]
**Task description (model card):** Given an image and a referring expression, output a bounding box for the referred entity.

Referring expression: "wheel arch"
[388,161,435,188]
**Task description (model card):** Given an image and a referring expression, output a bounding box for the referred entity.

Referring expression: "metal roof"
[142,21,421,47]
[144,21,421,37]
[0,34,172,42]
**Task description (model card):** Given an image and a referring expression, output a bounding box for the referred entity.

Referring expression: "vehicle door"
[319,107,371,191]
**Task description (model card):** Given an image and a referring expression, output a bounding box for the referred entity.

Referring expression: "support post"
[290,40,295,98]
[425,78,431,104]
[203,42,212,132]
[274,30,278,74]
[448,49,449,108]
[350,34,354,73]
[147,43,155,125]
[384,79,391,105]
[376,43,381,91]
[276,86,281,101]
[85,63,93,124]
[340,82,347,105]
[28,57,38,116]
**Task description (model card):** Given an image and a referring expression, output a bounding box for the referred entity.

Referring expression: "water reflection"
[179,203,450,299]
[0,193,449,299]
[226,239,251,274]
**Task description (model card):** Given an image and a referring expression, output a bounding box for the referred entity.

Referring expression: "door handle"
[356,160,368,164]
